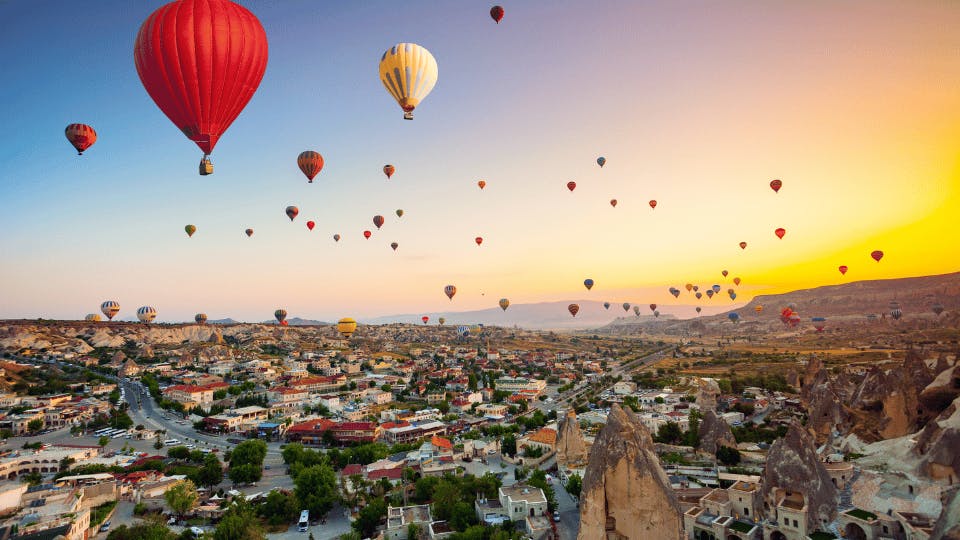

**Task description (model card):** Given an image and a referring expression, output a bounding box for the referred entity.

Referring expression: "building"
[162,382,228,408]
[384,505,432,540]
[613,381,638,395]
[475,484,551,539]
[284,419,380,445]
[380,420,447,445]
[203,405,269,433]
[494,378,547,395]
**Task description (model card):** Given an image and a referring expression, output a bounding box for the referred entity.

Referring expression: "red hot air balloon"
[134,0,269,171]
[422,316,429,324]
[568,304,580,317]
[733,277,741,286]
[721,270,729,278]
[739,242,747,250]
[297,151,324,182]
[477,180,486,190]
[65,124,97,155]
[363,230,372,239]
[306,221,315,231]
[285,206,299,221]
[566,181,576,192]
[649,304,657,312]
[383,164,395,179]
[838,265,848,275]
[373,215,385,229]
[871,250,884,262]
[649,200,657,209]
[444,285,457,300]
[770,179,782,193]
[490,5,504,23]
[610,199,617,208]
[391,242,399,251]
[775,227,786,239]
[245,228,253,237]
[475,237,483,246]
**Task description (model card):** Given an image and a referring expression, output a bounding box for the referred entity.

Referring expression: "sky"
[0,1,958,323]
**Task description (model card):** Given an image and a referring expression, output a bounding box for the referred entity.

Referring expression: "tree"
[168,446,191,460]
[197,453,224,488]
[106,523,176,540]
[27,419,43,433]
[228,440,267,485]
[98,436,110,448]
[20,471,42,486]
[501,435,516,457]
[716,446,741,466]
[294,464,338,519]
[352,499,386,538]
[653,421,683,445]
[214,502,266,540]
[565,473,582,498]
[259,490,298,526]
[154,440,164,450]
[165,479,199,519]
[527,470,557,512]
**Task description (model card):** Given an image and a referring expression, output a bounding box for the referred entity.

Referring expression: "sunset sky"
[1,1,958,323]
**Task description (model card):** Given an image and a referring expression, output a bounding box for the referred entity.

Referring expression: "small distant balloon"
[333,234,340,242]
[363,230,371,239]
[373,215,385,229]
[695,307,702,314]
[685,284,693,292]
[739,242,747,250]
[622,303,631,312]
[422,316,429,324]
[475,237,483,246]
[633,305,640,316]
[603,302,611,310]
[65,123,97,155]
[444,285,457,300]
[838,265,848,275]
[583,278,594,291]
[195,313,207,324]
[770,179,782,193]
[383,164,395,179]
[649,304,657,312]
[733,277,741,286]
[871,250,884,262]
[721,270,728,277]
[649,200,657,209]
[297,150,324,182]
[396,209,404,218]
[478,180,486,190]
[499,298,510,311]
[184,224,196,237]
[438,317,446,325]
[567,181,576,192]
[653,310,660,318]
[729,292,737,301]
[306,221,315,231]
[695,292,703,300]
[706,290,715,299]
[274,309,287,324]
[728,312,740,323]
[286,206,299,221]
[568,303,580,317]
[597,156,606,168]
[490,5,504,23]
[391,242,399,251]
[245,228,254,237]
[775,227,786,239]
[712,285,721,293]
[610,199,617,208]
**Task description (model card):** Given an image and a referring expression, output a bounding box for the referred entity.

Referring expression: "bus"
[93,428,112,436]
[297,510,309,532]
[163,439,180,446]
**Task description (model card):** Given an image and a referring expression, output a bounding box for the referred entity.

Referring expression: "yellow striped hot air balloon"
[379,43,438,120]
[337,318,357,339]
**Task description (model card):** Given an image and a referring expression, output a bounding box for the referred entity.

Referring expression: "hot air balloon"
[695,307,702,314]
[770,179,782,193]
[603,302,611,310]
[633,306,641,316]
[134,0,268,174]
[337,317,357,338]
[670,288,680,299]
[85,313,102,322]
[622,303,630,312]
[733,277,741,286]
[739,242,747,250]
[812,317,826,332]
[457,325,469,337]
[195,313,207,324]
[788,313,801,327]
[383,164,395,179]
[712,285,721,294]
[499,298,510,311]
[475,237,483,246]
[685,284,693,292]
[695,292,703,300]
[890,301,902,320]
[306,221,315,231]
[728,312,740,323]
[373,215,385,229]
[333,234,341,242]
[610,199,617,208]
[721,270,728,278]
[391,242,399,251]
[286,206,299,221]
[584,279,594,291]
[396,209,404,218]
[567,181,576,192]
[363,230,372,239]
[274,309,287,324]
[438,317,446,326]
[101,301,120,321]
[649,200,657,209]
[706,290,715,299]
[838,265,848,275]
[729,292,737,301]
[137,306,157,324]
[184,224,196,237]
[755,305,764,314]
[653,310,660,318]
[490,5,504,23]
[245,228,254,237]
[477,180,486,190]
[379,43,438,120]
[422,316,429,324]
[297,151,324,182]
[597,156,606,168]
[775,228,786,239]
[649,304,657,312]
[693,285,699,292]
[871,250,884,262]
[932,303,945,316]
[65,124,97,155]
[444,285,457,300]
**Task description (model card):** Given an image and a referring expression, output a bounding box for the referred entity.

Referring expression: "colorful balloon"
[812,316,826,332]
[422,316,429,324]
[286,206,299,221]
[622,303,631,312]
[567,304,580,317]
[337,318,357,338]
[65,123,97,155]
[438,317,446,326]
[693,285,699,292]
[597,156,606,168]
[184,224,196,237]
[134,0,268,169]
[603,302,611,310]
[733,277,741,286]
[245,228,254,237]
[584,279,594,291]
[871,250,884,262]
[306,221,315,231]
[333,234,341,242]
[85,313,102,322]
[775,227,786,239]
[137,306,157,323]
[721,270,728,277]
[729,292,737,301]
[363,230,372,239]
[610,199,617,208]
[478,180,486,190]
[838,265,848,275]
[373,215,385,229]
[695,292,703,300]
[739,242,747,250]
[633,305,640,316]
[706,290,715,299]
[755,305,764,314]
[685,284,693,292]
[490,5,504,23]
[669,288,680,298]
[195,313,207,324]
[567,181,576,192]
[695,307,702,314]
[297,151,324,182]
[101,301,120,321]
[770,179,782,193]
[712,285,721,293]
[728,312,740,323]
[499,298,510,311]
[475,237,483,246]
[274,309,287,324]
[391,242,399,251]
[444,285,457,300]
[379,43,438,120]
[396,209,404,218]
[649,200,657,209]
[457,325,469,337]
[383,164,395,179]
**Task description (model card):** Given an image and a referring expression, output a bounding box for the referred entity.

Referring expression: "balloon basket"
[199,156,213,176]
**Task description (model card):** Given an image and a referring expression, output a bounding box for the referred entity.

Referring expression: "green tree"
[168,446,191,460]
[653,421,683,445]
[106,523,176,540]
[20,471,42,486]
[214,501,266,540]
[165,479,199,519]
[565,473,582,498]
[431,480,462,521]
[294,464,338,519]
[259,490,298,527]
[27,419,43,432]
[98,435,110,448]
[352,499,386,538]
[501,435,516,457]
[716,446,741,466]
[197,453,224,488]
[228,440,267,485]
[527,470,557,512]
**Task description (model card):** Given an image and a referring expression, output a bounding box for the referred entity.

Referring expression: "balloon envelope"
[306,221,315,231]
[603,302,610,310]
[65,123,97,155]
[373,215,384,229]
[101,301,120,320]
[297,151,324,182]
[195,313,207,324]
[286,206,299,221]
[391,242,399,251]
[337,317,357,338]
[739,242,747,249]
[383,164,395,178]
[871,250,884,262]
[333,234,340,242]
[622,303,630,312]
[499,298,510,311]
[775,227,786,239]
[770,179,782,193]
[478,180,486,190]
[838,265,848,275]
[184,224,196,237]
[567,181,576,192]
[363,230,372,239]
[649,200,657,209]
[475,237,483,246]
[274,309,287,323]
[610,199,617,207]
[597,156,605,167]
[490,5,504,23]
[379,43,438,120]
[137,306,157,323]
[444,285,457,300]
[583,279,594,290]
[568,304,580,317]
[396,209,404,218]
[245,228,254,237]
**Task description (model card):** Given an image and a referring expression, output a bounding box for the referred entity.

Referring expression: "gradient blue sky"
[1,1,958,323]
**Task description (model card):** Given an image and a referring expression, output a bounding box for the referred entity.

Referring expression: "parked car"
[553,511,560,522]
[100,521,111,532]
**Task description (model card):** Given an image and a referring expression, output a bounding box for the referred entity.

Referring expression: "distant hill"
[258,317,330,326]
[209,318,239,325]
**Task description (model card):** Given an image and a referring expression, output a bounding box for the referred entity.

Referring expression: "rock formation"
[804,367,849,444]
[760,421,838,531]
[577,404,682,540]
[848,349,933,440]
[695,378,721,411]
[920,363,960,415]
[931,487,960,540]
[698,409,737,455]
[556,409,588,467]
[914,395,960,484]
[800,357,824,400]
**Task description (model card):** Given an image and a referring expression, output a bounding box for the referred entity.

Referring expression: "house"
[475,484,551,539]
[162,382,228,408]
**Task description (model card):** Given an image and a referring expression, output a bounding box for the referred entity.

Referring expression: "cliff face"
[920,363,960,415]
[804,368,849,444]
[931,487,960,540]
[698,409,737,455]
[557,409,589,468]
[577,404,682,540]
[848,349,933,441]
[696,378,721,411]
[914,396,960,484]
[761,422,838,531]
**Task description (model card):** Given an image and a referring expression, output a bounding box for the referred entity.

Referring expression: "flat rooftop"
[500,484,546,504]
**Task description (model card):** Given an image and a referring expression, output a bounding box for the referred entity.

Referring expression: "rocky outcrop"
[577,404,682,540]
[931,487,960,540]
[800,357,824,400]
[914,396,960,484]
[848,349,934,440]
[698,409,736,455]
[920,364,960,415]
[761,422,838,531]
[695,378,721,411]
[557,409,588,467]
[804,368,849,444]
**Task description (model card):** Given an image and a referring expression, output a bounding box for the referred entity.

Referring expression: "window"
[744,508,749,516]
[793,520,798,528]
